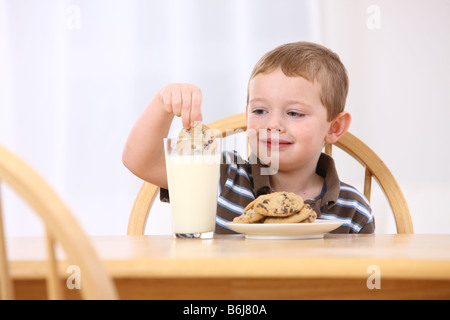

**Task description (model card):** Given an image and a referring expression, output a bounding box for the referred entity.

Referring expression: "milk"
[166,154,221,235]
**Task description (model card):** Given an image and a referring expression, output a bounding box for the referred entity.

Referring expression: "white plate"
[223,219,344,239]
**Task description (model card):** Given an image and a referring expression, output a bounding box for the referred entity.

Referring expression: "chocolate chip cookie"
[233,191,317,225]
[233,207,265,224]
[251,192,304,217]
[177,122,220,153]
[263,204,316,224]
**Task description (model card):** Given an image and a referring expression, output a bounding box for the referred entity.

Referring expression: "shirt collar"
[314,153,340,209]
[249,153,272,197]
[249,152,341,211]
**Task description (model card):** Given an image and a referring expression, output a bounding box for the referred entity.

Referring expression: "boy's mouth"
[260,138,292,150]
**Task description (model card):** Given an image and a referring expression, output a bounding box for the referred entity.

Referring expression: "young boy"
[123,41,374,234]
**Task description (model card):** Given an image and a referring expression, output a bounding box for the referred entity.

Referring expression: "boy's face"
[246,67,332,173]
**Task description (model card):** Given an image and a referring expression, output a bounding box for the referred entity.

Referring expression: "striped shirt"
[161,151,375,234]
[215,151,374,234]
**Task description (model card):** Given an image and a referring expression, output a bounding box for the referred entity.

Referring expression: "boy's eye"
[252,109,267,115]
[287,111,304,118]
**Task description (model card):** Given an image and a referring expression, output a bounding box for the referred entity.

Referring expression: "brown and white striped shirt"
[215,151,374,234]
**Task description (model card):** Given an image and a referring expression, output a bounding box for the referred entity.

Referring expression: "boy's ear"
[325,111,351,144]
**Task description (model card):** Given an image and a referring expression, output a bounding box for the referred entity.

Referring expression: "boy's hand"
[159,83,203,129]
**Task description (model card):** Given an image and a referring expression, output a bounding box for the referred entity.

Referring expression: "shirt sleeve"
[160,187,169,203]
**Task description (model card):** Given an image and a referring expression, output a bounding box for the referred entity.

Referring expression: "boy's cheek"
[246,128,258,153]
[246,113,264,129]
[246,130,266,155]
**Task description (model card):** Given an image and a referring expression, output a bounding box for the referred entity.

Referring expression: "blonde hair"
[248,42,349,121]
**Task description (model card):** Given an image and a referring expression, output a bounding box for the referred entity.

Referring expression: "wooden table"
[8,234,450,299]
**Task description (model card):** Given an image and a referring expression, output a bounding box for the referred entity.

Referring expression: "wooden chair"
[0,144,118,300]
[127,113,413,235]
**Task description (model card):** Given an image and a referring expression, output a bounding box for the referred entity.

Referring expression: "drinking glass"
[164,137,222,239]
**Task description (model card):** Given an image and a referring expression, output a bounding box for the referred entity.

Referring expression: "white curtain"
[0,0,320,236]
[1,0,450,236]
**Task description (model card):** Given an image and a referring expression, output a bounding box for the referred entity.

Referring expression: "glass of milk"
[164,136,222,239]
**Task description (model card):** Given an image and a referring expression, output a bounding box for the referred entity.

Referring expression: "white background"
[1,0,449,236]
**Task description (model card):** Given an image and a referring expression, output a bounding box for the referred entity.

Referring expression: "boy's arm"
[122,84,202,189]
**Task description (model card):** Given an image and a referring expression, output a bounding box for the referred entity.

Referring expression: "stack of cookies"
[233,192,317,224]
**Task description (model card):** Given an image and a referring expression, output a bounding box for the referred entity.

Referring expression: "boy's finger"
[181,90,192,129]
[171,91,182,117]
[190,89,203,126]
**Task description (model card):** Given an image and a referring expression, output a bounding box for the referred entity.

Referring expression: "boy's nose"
[266,114,284,131]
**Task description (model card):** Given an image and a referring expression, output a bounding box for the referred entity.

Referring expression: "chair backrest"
[0,144,118,300]
[127,113,413,235]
